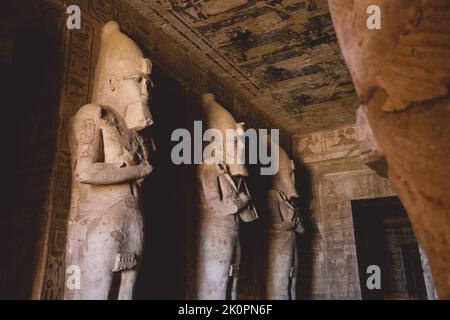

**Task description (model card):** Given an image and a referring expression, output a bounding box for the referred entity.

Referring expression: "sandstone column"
[329,0,450,298]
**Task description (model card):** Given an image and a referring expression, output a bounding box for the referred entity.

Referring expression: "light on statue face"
[225,127,248,177]
[122,59,154,131]
[276,168,299,199]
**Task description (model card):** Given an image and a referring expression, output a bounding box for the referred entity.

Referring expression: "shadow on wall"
[0,4,65,299]
[239,163,269,299]
[134,63,196,300]
[294,161,315,300]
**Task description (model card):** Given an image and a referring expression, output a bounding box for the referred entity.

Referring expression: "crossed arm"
[199,165,249,215]
[74,117,152,186]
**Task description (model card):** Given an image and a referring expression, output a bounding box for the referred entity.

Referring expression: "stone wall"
[293,125,396,299]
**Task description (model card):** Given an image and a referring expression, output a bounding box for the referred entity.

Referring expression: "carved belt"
[197,211,240,231]
[270,222,297,232]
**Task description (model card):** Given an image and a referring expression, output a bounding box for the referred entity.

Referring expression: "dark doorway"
[351,197,428,300]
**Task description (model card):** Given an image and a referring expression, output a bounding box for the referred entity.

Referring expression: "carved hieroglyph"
[195,93,258,300]
[64,21,154,300]
[265,143,304,300]
[329,0,450,298]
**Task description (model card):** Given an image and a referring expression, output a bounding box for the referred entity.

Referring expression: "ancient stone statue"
[329,0,450,298]
[195,93,258,300]
[65,21,154,300]
[265,143,304,300]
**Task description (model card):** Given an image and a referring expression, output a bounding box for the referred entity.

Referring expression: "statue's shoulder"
[69,105,103,145]
[74,104,103,121]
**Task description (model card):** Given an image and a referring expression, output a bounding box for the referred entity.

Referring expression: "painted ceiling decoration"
[46,0,359,140]
[139,0,359,134]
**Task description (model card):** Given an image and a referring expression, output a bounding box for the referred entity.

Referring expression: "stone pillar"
[328,0,450,298]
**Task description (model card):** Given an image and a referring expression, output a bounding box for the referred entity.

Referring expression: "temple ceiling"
[39,0,360,140]
[130,0,359,135]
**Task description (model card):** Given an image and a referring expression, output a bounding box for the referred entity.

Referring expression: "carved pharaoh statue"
[65,21,154,300]
[265,142,304,300]
[195,93,258,300]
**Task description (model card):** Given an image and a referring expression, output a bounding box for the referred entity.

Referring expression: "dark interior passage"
[352,197,432,300]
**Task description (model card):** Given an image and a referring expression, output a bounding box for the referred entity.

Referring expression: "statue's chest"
[100,116,143,166]
[277,200,296,221]
[268,190,296,222]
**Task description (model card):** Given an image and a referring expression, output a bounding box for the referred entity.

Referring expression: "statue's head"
[202,93,248,177]
[92,21,153,131]
[272,144,298,200]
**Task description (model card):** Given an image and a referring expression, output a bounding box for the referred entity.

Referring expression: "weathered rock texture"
[329,0,450,298]
[64,21,153,300]
[195,93,258,300]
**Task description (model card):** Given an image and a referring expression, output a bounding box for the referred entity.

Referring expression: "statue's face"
[226,122,248,177]
[116,58,154,131]
[274,160,298,199]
